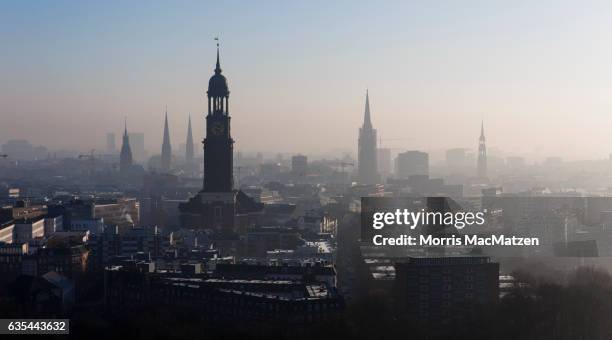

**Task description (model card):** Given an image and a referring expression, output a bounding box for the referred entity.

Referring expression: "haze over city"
[6,2,612,339]
[2,1,612,160]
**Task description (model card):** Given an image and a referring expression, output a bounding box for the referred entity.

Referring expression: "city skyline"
[3,1,612,160]
[3,3,612,338]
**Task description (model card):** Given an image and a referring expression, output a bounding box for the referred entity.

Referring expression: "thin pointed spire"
[215,36,222,74]
[480,120,485,141]
[363,89,372,129]
[120,116,133,172]
[358,88,378,185]
[186,114,194,162]
[161,108,172,172]
[477,120,487,178]
[163,110,170,144]
[163,109,170,145]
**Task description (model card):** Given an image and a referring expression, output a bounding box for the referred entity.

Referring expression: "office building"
[395,151,429,178]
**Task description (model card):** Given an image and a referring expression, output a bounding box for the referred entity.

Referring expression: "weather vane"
[214,35,219,47]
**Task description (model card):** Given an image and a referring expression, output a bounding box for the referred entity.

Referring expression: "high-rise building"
[185,114,194,163]
[477,121,487,178]
[161,109,172,172]
[106,133,116,153]
[394,257,499,326]
[291,154,308,178]
[358,90,379,185]
[119,120,133,173]
[127,132,146,163]
[1,140,44,160]
[377,148,391,177]
[395,151,429,179]
[446,148,468,170]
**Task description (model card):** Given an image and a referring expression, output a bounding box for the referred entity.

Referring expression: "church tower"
[203,45,233,192]
[477,121,487,178]
[185,114,194,164]
[179,41,264,233]
[119,119,133,173]
[358,90,379,185]
[199,42,236,230]
[161,109,172,172]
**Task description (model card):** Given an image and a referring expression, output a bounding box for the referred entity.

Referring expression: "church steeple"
[215,42,222,74]
[119,117,133,173]
[207,41,230,110]
[186,114,194,163]
[480,120,486,142]
[204,40,234,193]
[363,89,372,129]
[477,120,487,178]
[358,90,379,185]
[161,107,172,172]
[178,39,247,232]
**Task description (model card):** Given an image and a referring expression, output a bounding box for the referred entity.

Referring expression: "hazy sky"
[2,1,612,160]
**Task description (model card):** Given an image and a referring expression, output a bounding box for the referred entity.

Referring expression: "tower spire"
[477,120,487,178]
[186,114,194,163]
[190,36,236,231]
[164,110,169,141]
[358,89,379,185]
[215,36,221,74]
[161,108,172,172]
[120,116,133,172]
[363,89,372,129]
[480,120,485,141]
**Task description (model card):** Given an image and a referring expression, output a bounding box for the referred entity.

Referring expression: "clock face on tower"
[211,121,225,135]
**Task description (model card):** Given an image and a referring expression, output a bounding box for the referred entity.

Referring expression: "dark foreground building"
[104,262,344,335]
[394,256,499,330]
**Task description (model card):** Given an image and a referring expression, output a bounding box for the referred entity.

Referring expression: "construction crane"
[78,149,96,176]
[78,149,96,161]
[328,160,354,173]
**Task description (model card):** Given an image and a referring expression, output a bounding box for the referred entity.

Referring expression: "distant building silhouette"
[394,257,499,327]
[377,148,391,177]
[358,90,379,185]
[161,109,172,172]
[106,133,116,153]
[1,140,48,161]
[185,114,194,163]
[446,148,473,175]
[291,154,308,179]
[119,120,133,172]
[477,121,487,178]
[127,132,146,162]
[395,150,429,178]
